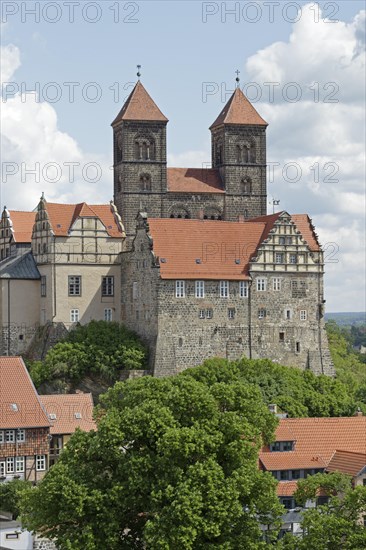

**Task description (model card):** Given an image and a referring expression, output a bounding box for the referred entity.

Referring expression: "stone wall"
[33,536,58,549]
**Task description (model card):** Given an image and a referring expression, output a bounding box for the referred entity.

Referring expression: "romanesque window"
[244,210,248,219]
[220,280,229,298]
[195,281,205,298]
[242,178,252,195]
[170,207,190,219]
[135,137,155,161]
[215,141,223,165]
[116,133,123,163]
[236,145,242,163]
[175,280,185,298]
[273,278,281,291]
[239,281,248,297]
[68,276,81,296]
[140,173,151,192]
[256,278,267,291]
[203,208,222,221]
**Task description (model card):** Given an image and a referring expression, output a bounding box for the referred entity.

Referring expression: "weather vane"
[235,69,240,88]
[270,198,281,214]
[137,65,141,80]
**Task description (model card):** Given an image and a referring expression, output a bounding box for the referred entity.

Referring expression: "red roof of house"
[210,88,268,129]
[8,211,36,243]
[39,393,97,435]
[259,417,366,472]
[276,481,299,497]
[292,214,320,251]
[0,357,50,429]
[326,450,366,477]
[45,202,123,238]
[147,218,266,280]
[167,168,224,194]
[111,81,168,126]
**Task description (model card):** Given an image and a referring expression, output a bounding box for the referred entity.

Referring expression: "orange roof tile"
[210,88,268,129]
[45,202,123,238]
[0,357,50,429]
[277,481,299,497]
[326,450,366,477]
[259,417,366,472]
[40,393,96,435]
[8,211,36,243]
[167,168,224,194]
[147,218,266,280]
[292,214,320,251]
[111,81,168,125]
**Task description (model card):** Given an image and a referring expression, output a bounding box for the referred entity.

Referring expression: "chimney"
[354,407,363,417]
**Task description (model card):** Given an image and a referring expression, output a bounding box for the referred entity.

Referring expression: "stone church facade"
[0,80,334,376]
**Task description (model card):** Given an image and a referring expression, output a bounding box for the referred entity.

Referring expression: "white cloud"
[0,45,112,210]
[246,3,365,311]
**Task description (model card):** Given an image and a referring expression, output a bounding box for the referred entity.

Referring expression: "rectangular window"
[0,431,3,443]
[16,429,25,442]
[5,430,15,443]
[275,253,284,264]
[256,278,267,292]
[199,309,205,319]
[258,308,266,319]
[280,470,290,480]
[102,276,114,297]
[220,280,229,298]
[175,280,185,298]
[6,457,14,474]
[289,254,298,264]
[70,309,79,323]
[279,332,285,342]
[41,275,47,297]
[132,282,139,300]
[195,281,205,298]
[104,308,113,322]
[36,455,46,471]
[285,309,292,320]
[239,281,248,298]
[206,308,213,319]
[292,470,301,480]
[296,342,301,353]
[16,456,24,473]
[273,278,281,291]
[228,308,235,320]
[300,310,307,321]
[286,237,293,245]
[68,276,81,296]
[279,237,285,245]
[281,498,294,510]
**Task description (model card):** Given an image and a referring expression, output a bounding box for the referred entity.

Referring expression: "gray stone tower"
[210,88,268,220]
[111,81,169,236]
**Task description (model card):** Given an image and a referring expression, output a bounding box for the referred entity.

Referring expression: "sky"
[1,0,365,312]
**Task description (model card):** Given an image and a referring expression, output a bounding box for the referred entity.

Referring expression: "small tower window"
[140,174,151,192]
[242,178,251,195]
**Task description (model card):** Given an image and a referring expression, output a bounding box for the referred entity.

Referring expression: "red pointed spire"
[210,87,267,129]
[111,81,168,126]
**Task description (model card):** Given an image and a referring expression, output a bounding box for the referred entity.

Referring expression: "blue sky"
[1,1,365,311]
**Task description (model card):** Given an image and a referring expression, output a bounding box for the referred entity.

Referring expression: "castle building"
[0,78,334,376]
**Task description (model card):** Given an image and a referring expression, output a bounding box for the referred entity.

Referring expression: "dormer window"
[270,441,294,452]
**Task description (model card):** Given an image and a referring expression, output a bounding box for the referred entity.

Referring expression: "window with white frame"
[5,430,15,443]
[289,254,298,264]
[228,308,235,320]
[206,308,213,319]
[102,276,114,297]
[239,281,248,298]
[258,308,266,319]
[68,275,81,296]
[104,308,113,322]
[16,429,25,442]
[70,309,79,323]
[36,455,46,471]
[175,280,185,298]
[199,309,205,319]
[6,457,15,473]
[256,278,267,291]
[220,280,229,298]
[300,310,307,321]
[16,456,25,472]
[273,278,281,291]
[0,462,5,476]
[275,253,284,264]
[195,281,205,298]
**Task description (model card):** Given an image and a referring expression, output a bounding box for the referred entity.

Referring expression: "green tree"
[279,473,366,549]
[20,370,283,549]
[0,479,32,518]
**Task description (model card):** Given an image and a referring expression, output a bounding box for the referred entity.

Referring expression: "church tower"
[111,81,168,236]
[210,87,268,220]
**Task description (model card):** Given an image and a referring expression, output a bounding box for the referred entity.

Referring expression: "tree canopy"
[20,366,283,549]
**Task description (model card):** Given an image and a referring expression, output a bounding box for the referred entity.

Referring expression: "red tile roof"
[45,202,123,238]
[111,81,168,125]
[0,357,50,429]
[210,88,268,129]
[326,450,366,477]
[277,481,299,497]
[147,218,266,280]
[292,214,320,251]
[259,417,366,472]
[40,393,96,435]
[8,211,36,243]
[167,168,224,194]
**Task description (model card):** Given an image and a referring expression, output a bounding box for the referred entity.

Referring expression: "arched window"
[237,145,242,163]
[170,206,190,219]
[249,143,256,163]
[135,136,155,161]
[140,173,151,192]
[116,134,123,163]
[203,208,223,221]
[242,178,252,195]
